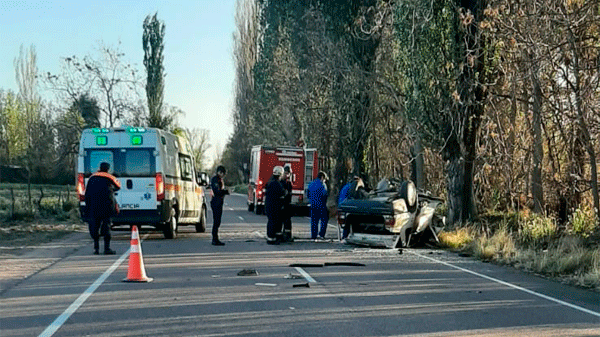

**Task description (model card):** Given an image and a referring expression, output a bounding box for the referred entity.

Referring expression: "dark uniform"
[210,171,229,245]
[265,174,286,243]
[281,175,293,242]
[85,169,121,255]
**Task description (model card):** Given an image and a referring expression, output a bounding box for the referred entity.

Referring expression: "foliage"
[568,204,598,237]
[143,12,171,129]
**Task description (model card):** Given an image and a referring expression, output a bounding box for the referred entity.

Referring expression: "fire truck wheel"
[195,205,207,233]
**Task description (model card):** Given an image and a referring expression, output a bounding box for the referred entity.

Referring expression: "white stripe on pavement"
[295,267,317,283]
[238,216,244,221]
[39,234,149,337]
[410,250,600,319]
[38,251,129,337]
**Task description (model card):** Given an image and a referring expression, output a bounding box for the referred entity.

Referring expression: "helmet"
[273,166,284,176]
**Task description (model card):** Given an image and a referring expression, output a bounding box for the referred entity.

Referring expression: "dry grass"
[440,210,600,292]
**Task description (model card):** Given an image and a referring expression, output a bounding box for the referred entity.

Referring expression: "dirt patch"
[0,220,84,256]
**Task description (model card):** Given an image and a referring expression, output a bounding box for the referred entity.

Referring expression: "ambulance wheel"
[164,207,178,239]
[196,205,207,233]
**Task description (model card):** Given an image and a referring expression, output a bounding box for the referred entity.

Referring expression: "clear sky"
[0,0,236,166]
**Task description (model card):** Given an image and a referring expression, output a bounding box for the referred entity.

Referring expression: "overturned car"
[337,178,445,248]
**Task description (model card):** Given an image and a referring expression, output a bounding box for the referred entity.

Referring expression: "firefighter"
[265,166,286,244]
[281,166,294,242]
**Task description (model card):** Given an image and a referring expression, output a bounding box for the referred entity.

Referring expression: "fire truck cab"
[248,145,318,214]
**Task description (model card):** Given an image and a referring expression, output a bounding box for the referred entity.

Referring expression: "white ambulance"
[77,127,208,239]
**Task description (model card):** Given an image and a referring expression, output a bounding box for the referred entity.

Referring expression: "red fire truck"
[247,145,318,214]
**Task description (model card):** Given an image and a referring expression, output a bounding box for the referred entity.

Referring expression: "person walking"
[281,166,294,242]
[307,171,329,241]
[265,166,286,244]
[85,162,121,255]
[210,165,229,246]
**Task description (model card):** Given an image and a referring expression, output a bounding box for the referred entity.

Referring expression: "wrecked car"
[337,178,445,248]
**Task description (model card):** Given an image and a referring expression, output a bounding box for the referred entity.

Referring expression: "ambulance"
[77,127,208,239]
[247,145,318,214]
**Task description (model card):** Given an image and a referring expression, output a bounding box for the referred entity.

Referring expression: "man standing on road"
[281,166,294,242]
[338,174,357,241]
[265,166,286,244]
[210,165,229,246]
[85,162,121,255]
[308,171,329,241]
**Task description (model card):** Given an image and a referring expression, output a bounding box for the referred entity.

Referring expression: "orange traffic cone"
[123,225,153,282]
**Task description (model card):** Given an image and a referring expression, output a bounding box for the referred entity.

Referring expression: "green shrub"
[517,212,557,247]
[568,204,598,237]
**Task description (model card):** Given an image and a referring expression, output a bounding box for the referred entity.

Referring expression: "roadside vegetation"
[0,184,82,248]
[439,208,600,291]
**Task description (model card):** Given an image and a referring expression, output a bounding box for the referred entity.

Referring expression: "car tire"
[195,205,207,233]
[164,207,178,239]
[399,181,418,213]
[248,201,254,212]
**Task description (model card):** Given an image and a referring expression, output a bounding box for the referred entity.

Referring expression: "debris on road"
[323,262,365,267]
[255,283,277,287]
[238,269,259,276]
[293,283,310,288]
[284,273,303,279]
[289,263,324,267]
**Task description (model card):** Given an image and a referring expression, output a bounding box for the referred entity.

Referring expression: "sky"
[0,0,237,166]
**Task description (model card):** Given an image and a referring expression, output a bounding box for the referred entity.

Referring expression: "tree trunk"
[530,58,544,214]
[411,133,425,190]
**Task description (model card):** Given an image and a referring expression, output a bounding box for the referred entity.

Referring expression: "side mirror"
[197,172,209,186]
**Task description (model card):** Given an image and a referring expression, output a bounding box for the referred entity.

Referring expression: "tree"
[45,42,142,127]
[143,12,169,129]
[186,127,211,172]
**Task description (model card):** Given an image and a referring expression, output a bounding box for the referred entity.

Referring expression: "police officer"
[265,166,286,244]
[281,166,294,242]
[85,162,121,255]
[210,165,229,246]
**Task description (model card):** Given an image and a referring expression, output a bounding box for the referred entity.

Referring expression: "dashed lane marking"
[238,216,244,221]
[295,267,317,283]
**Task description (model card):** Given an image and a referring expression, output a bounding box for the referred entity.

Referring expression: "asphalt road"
[1,193,599,337]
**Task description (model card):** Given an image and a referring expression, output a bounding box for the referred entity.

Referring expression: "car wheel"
[164,207,178,239]
[248,201,254,212]
[195,205,207,233]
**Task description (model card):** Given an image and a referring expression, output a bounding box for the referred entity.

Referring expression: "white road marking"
[39,234,149,337]
[228,207,234,211]
[295,267,317,283]
[254,231,265,238]
[39,250,129,337]
[410,250,600,319]
[238,216,244,221]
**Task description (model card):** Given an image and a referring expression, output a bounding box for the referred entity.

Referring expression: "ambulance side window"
[179,155,193,181]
